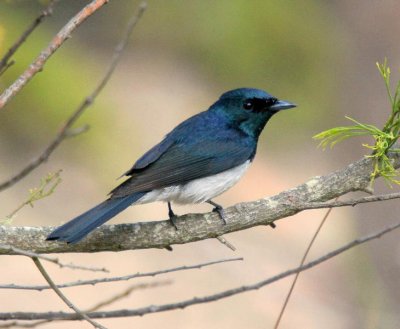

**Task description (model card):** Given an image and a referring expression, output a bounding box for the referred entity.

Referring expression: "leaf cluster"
[314,60,400,185]
[1,170,62,224]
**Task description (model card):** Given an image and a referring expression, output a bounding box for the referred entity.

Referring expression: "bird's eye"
[243,100,253,110]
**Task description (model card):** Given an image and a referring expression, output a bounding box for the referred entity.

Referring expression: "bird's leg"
[207,200,227,225]
[167,202,178,230]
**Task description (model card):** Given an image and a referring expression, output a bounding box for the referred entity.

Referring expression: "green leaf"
[314,60,400,186]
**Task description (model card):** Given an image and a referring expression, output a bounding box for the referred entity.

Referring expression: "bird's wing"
[110,138,254,198]
[122,135,175,175]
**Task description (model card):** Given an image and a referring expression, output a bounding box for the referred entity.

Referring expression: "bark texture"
[1,152,399,254]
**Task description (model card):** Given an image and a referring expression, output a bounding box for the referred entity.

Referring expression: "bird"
[46,88,296,243]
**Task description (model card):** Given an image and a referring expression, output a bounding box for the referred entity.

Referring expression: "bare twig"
[0,0,59,75]
[301,191,400,210]
[0,2,147,192]
[2,220,399,321]
[87,281,172,312]
[0,61,15,77]
[0,281,171,328]
[31,257,107,329]
[274,197,338,329]
[0,244,108,272]
[0,0,110,109]
[0,257,242,290]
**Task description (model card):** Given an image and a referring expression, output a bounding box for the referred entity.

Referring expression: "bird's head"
[210,88,296,138]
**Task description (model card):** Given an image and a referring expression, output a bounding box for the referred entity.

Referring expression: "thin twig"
[0,0,59,75]
[301,191,400,210]
[0,0,110,109]
[274,197,338,329]
[0,257,242,290]
[2,220,399,321]
[87,281,172,312]
[31,257,107,329]
[0,281,172,328]
[0,244,108,272]
[0,2,147,192]
[1,170,62,225]
[0,61,15,77]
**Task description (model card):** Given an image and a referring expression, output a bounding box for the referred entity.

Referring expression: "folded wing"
[110,138,254,198]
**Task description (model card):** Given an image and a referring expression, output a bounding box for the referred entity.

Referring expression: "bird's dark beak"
[270,100,297,111]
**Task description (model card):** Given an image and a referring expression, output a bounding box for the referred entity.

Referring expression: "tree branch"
[86,281,172,312]
[31,257,107,329]
[0,0,59,75]
[0,2,147,191]
[2,219,399,321]
[0,281,171,328]
[0,257,242,290]
[1,151,399,254]
[0,0,110,110]
[274,197,338,329]
[0,244,108,272]
[300,191,400,209]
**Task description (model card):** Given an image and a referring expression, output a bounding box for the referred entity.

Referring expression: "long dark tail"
[46,193,144,244]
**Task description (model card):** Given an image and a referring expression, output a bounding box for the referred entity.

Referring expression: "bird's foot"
[207,200,227,225]
[168,202,178,230]
[213,206,227,225]
[269,222,276,229]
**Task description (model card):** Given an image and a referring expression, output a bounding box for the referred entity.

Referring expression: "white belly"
[135,160,251,205]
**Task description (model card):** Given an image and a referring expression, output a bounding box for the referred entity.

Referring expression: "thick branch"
[0,0,110,110]
[1,152,399,254]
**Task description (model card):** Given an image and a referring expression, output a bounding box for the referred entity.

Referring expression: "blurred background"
[1,1,400,328]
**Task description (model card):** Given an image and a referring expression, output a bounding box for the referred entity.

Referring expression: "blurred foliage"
[0,0,343,156]
[0,1,119,161]
[90,0,342,146]
[78,0,343,143]
[137,1,342,123]
[0,25,3,49]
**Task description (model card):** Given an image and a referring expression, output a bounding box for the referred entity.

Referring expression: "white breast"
[135,160,251,205]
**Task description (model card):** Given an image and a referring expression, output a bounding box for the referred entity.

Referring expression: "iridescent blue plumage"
[47,88,295,243]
